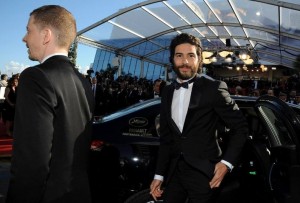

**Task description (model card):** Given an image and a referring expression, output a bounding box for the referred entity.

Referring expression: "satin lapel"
[183,77,203,132]
[167,85,182,135]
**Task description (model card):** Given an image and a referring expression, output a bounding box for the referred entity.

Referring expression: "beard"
[173,64,198,80]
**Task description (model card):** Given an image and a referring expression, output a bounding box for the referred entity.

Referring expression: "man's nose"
[183,58,188,65]
[22,34,27,43]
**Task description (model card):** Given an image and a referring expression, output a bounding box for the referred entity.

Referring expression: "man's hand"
[209,162,228,188]
[150,179,163,201]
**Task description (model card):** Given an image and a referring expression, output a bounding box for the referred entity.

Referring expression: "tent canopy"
[77,0,300,70]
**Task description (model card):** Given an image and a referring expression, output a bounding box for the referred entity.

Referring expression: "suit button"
[181,136,187,139]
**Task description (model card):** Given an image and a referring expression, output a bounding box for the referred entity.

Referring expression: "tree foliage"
[68,38,78,66]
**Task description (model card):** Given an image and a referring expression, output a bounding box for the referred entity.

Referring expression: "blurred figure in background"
[152,79,162,98]
[279,92,287,102]
[92,76,105,116]
[0,74,8,87]
[2,77,18,137]
[267,89,275,96]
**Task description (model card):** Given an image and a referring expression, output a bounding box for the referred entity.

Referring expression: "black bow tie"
[174,76,196,90]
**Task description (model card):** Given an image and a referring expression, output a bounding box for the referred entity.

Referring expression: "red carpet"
[0,119,13,157]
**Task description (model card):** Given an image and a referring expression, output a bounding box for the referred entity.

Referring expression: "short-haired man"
[6,5,94,203]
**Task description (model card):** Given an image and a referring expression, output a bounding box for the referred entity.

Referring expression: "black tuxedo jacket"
[6,56,95,203]
[156,74,248,182]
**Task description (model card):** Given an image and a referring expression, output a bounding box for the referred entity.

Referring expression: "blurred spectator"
[235,85,243,96]
[127,84,139,105]
[2,77,18,136]
[279,92,287,102]
[137,85,148,102]
[92,77,105,116]
[151,79,162,98]
[287,90,297,104]
[267,89,275,96]
[0,74,8,87]
[117,82,128,109]
[252,89,260,97]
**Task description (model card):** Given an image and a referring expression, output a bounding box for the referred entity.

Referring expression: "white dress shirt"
[172,79,193,132]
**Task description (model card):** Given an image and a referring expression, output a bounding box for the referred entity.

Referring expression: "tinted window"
[257,106,294,147]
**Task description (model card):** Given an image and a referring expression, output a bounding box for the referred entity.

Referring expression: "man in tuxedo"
[92,77,105,116]
[150,33,248,203]
[6,5,94,203]
[152,79,162,98]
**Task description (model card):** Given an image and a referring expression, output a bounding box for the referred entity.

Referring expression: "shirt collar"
[41,53,68,64]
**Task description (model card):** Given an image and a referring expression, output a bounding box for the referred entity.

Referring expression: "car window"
[257,106,294,147]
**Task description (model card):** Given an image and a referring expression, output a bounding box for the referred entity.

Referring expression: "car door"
[255,95,300,203]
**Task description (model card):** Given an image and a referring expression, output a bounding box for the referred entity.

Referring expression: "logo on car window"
[129,117,148,127]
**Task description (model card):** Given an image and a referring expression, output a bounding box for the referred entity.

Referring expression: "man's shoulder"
[197,74,222,85]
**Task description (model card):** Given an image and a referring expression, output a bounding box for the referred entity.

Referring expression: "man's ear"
[42,28,52,45]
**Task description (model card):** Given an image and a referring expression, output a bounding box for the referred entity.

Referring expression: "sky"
[0,0,143,76]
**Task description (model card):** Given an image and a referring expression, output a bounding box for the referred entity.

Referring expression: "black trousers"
[163,158,217,203]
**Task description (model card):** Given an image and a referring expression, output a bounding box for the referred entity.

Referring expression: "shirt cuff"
[154,174,164,181]
[221,160,233,172]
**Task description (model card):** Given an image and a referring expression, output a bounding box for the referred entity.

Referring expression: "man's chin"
[178,74,193,80]
[28,55,38,61]
[178,72,194,80]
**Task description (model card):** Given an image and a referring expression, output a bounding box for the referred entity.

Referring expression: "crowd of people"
[88,70,166,116]
[223,74,300,104]
[84,69,300,118]
[2,67,300,134]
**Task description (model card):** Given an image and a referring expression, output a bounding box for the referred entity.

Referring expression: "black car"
[89,95,300,203]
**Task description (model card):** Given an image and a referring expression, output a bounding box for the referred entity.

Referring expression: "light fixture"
[203,51,217,64]
[203,58,212,64]
[224,54,232,63]
[201,45,256,65]
[260,64,268,72]
[238,51,250,60]
[210,56,217,63]
[202,51,214,59]
[219,51,233,58]
[243,58,253,64]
